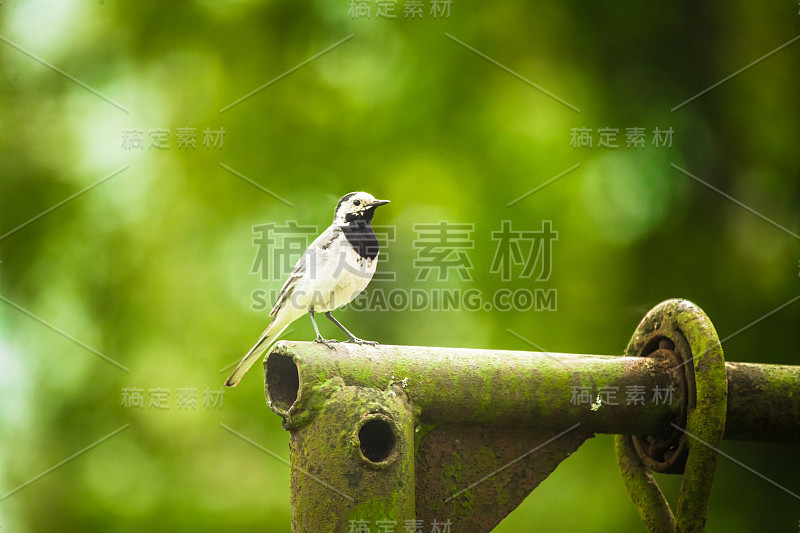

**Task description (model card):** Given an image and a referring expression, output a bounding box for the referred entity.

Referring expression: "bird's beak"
[370,199,390,208]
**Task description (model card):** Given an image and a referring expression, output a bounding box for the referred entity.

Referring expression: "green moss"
[347,490,401,522]
[286,376,345,429]
[413,423,437,454]
[617,299,727,533]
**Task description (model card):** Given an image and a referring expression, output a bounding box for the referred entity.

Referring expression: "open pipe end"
[265,352,299,416]
[356,416,399,466]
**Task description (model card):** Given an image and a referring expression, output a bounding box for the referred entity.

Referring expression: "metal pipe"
[266,342,680,437]
[263,298,800,532]
[265,342,800,442]
[725,362,800,441]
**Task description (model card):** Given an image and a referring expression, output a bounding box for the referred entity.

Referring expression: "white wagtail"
[225,192,390,387]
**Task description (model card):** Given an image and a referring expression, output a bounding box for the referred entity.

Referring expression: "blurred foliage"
[0,0,798,531]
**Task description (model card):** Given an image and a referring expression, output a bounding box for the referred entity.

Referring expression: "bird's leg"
[309,308,338,349]
[325,312,378,345]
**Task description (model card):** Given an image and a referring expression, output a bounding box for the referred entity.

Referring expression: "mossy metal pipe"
[266,342,681,437]
[263,299,800,532]
[725,361,800,441]
[287,384,416,531]
[266,342,800,441]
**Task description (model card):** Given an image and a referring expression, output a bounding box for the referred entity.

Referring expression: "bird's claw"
[313,336,339,349]
[346,337,378,346]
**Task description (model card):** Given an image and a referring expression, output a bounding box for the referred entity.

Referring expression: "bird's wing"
[269,260,304,318]
[268,225,342,317]
[313,223,344,251]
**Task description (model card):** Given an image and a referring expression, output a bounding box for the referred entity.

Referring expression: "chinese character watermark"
[570,385,674,406]
[148,387,169,409]
[120,387,144,409]
[348,0,451,19]
[597,127,619,148]
[570,386,592,406]
[349,519,370,533]
[121,387,224,410]
[203,127,225,149]
[413,221,474,281]
[626,127,646,148]
[625,384,646,406]
[148,128,169,149]
[570,127,592,148]
[176,127,197,149]
[348,519,451,533]
[348,0,371,18]
[375,0,396,18]
[120,129,145,150]
[651,127,673,148]
[176,388,197,410]
[490,220,557,282]
[203,387,225,409]
[249,220,557,312]
[121,127,224,150]
[251,221,319,282]
[652,384,675,405]
[570,127,673,149]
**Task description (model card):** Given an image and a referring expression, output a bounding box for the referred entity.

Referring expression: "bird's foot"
[346,337,378,346]
[313,336,339,349]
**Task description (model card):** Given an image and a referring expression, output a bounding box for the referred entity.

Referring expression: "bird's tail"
[225,317,291,387]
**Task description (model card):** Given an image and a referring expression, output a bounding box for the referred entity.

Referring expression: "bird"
[225,191,390,387]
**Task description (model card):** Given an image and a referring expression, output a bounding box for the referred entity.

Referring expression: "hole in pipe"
[358,419,396,463]
[266,353,299,411]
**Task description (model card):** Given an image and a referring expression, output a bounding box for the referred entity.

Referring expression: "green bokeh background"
[1,1,798,531]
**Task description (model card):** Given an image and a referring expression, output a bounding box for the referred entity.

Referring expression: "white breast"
[292,233,377,313]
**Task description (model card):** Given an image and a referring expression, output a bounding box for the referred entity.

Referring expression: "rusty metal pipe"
[262,299,800,532]
[725,361,800,441]
[266,342,680,437]
[265,342,800,442]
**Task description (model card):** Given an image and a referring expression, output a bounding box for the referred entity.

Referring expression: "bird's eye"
[353,200,361,206]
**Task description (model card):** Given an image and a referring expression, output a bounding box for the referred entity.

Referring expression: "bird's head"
[333,192,390,225]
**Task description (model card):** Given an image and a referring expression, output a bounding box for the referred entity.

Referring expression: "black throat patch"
[341,218,379,260]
